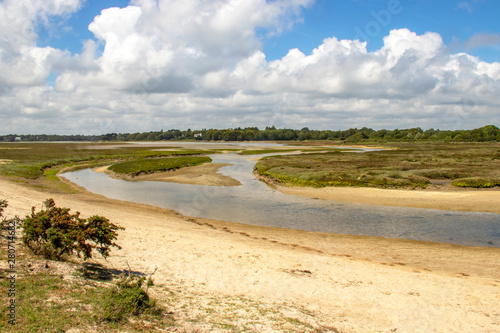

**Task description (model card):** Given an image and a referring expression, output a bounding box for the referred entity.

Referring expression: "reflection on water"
[62,152,500,248]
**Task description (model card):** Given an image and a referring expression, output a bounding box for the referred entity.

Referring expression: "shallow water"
[62,150,500,248]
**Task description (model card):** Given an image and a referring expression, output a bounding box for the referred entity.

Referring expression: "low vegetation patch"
[451,177,500,188]
[108,156,212,176]
[99,273,160,322]
[255,143,500,189]
[0,199,169,332]
[238,149,300,155]
[0,142,214,182]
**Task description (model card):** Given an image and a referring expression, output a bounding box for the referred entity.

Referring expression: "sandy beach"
[1,172,499,332]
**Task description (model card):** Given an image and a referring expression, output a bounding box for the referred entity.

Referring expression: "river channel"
[61,143,500,248]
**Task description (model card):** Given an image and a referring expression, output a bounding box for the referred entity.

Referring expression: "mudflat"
[1,175,499,332]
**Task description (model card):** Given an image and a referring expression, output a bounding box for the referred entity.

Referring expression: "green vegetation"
[0,199,169,332]
[108,156,212,176]
[451,177,500,188]
[255,143,500,189]
[0,265,169,332]
[3,124,499,143]
[22,198,123,260]
[0,143,216,192]
[238,149,300,155]
[99,273,160,322]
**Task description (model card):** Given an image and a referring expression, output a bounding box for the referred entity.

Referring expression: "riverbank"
[271,181,500,215]
[1,176,499,332]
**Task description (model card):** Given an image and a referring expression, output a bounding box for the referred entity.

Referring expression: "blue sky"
[267,0,500,62]
[1,0,499,134]
[39,0,500,62]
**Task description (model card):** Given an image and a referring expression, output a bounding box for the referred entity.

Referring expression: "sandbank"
[273,183,500,215]
[93,163,241,186]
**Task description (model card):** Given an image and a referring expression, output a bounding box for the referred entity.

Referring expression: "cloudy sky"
[1,0,499,135]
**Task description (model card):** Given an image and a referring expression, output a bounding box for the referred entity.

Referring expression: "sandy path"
[1,178,499,332]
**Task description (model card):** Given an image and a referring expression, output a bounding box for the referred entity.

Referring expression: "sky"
[1,0,499,135]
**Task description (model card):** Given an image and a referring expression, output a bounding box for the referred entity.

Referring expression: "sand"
[1,174,499,332]
[93,163,241,186]
[273,183,500,215]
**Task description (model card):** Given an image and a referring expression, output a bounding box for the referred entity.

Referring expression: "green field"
[108,156,212,176]
[255,142,500,189]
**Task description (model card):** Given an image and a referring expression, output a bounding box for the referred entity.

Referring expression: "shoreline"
[271,181,500,215]
[1,176,500,331]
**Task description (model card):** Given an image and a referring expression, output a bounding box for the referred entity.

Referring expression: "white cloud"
[0,0,82,89]
[465,33,500,50]
[0,1,499,134]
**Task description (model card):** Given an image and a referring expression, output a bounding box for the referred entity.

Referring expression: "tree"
[22,199,124,260]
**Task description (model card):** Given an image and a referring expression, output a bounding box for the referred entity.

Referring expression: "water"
[61,151,500,248]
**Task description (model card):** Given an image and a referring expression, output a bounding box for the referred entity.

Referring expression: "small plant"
[451,177,500,188]
[99,273,161,322]
[0,199,7,218]
[0,199,21,231]
[22,198,124,260]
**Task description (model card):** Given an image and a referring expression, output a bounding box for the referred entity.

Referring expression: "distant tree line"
[2,125,499,143]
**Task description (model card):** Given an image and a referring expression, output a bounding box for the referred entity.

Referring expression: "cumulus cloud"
[0,0,499,134]
[0,0,82,92]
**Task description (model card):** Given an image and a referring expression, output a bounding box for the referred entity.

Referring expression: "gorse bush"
[22,198,124,260]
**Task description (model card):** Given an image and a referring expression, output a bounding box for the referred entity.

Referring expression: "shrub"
[99,274,160,322]
[451,177,499,188]
[22,198,124,260]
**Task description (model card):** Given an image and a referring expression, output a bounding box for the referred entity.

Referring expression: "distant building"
[194,133,202,138]
[14,137,21,142]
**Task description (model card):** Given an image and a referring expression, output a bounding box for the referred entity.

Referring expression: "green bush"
[22,198,124,260]
[99,274,160,322]
[451,177,499,188]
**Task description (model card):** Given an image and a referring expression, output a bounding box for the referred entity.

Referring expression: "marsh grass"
[255,142,500,189]
[108,156,212,176]
[238,149,296,155]
[0,143,217,192]
[238,148,349,155]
